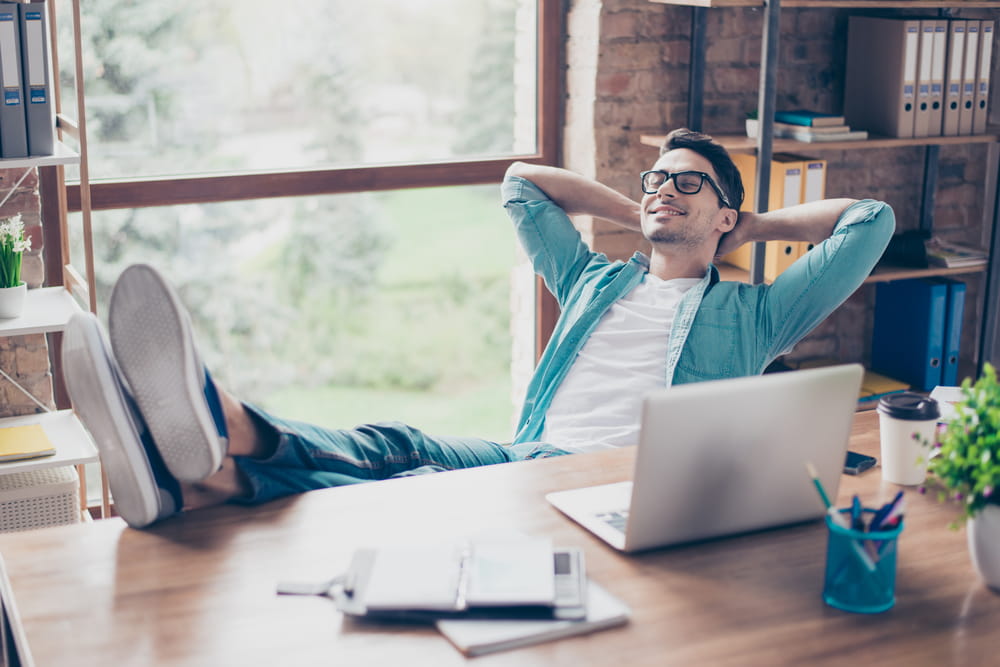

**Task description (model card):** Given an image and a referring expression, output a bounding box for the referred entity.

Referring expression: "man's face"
[640,148,733,251]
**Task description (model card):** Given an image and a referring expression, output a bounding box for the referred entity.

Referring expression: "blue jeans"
[232,403,568,504]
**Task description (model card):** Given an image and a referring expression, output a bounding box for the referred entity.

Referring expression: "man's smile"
[648,202,686,217]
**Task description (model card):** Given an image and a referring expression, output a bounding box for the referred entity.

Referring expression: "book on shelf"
[773,110,846,127]
[774,121,852,135]
[924,237,988,268]
[773,126,869,142]
[0,424,55,463]
[857,369,910,407]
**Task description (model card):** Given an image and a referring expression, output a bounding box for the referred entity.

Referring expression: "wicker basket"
[0,466,80,532]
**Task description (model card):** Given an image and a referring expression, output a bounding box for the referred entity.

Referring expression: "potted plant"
[927,362,1000,590]
[0,214,30,318]
[745,110,758,138]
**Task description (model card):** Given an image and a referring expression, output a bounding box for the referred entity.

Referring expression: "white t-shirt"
[540,274,700,453]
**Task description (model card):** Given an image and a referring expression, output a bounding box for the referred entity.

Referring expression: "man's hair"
[660,128,744,211]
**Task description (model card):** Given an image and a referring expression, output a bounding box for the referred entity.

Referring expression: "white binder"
[959,20,981,135]
[974,20,994,135]
[927,19,947,136]
[943,20,966,136]
[913,21,935,137]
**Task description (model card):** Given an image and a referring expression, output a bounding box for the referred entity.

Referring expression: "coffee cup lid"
[877,391,940,420]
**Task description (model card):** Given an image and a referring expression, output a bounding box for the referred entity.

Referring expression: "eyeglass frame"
[639,169,733,209]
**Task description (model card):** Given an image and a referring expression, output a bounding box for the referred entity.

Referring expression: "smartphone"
[844,450,877,475]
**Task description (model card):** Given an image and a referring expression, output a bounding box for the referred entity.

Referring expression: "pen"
[851,495,864,531]
[870,491,904,532]
[804,462,877,572]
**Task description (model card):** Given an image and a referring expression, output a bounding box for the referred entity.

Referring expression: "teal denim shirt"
[503,175,895,445]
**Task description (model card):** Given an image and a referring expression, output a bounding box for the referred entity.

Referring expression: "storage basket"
[0,466,80,532]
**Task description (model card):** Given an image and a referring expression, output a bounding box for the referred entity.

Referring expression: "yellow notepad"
[861,370,910,396]
[0,424,56,463]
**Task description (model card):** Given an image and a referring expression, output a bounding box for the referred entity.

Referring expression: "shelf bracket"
[687,7,708,132]
[919,145,939,235]
[0,368,53,414]
[980,142,1000,372]
[750,0,782,285]
[0,167,37,212]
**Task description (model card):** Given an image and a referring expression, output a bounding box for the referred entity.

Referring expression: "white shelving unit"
[0,108,102,516]
[0,141,78,171]
[0,282,97,474]
[0,411,97,474]
[0,286,83,337]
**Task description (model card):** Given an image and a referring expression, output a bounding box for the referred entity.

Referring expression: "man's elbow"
[505,161,532,181]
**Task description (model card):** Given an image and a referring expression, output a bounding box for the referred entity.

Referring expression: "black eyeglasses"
[640,170,732,209]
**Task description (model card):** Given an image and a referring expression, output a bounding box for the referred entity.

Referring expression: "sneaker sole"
[109,264,225,482]
[62,312,168,528]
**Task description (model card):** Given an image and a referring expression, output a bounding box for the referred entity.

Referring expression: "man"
[63,129,894,528]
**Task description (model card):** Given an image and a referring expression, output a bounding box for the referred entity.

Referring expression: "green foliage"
[451,0,517,155]
[928,362,1000,526]
[0,215,29,289]
[77,0,522,436]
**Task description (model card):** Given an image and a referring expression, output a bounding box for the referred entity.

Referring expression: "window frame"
[57,0,563,211]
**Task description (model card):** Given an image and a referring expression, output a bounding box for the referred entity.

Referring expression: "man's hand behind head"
[715,211,754,260]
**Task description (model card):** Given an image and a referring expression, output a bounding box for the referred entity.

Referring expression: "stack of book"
[924,237,988,268]
[772,110,869,142]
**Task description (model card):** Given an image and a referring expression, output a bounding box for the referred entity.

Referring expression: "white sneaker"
[108,264,229,483]
[62,312,181,528]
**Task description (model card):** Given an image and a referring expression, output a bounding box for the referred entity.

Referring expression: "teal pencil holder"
[822,509,903,614]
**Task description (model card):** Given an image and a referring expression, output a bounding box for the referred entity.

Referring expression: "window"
[48,0,560,444]
[71,186,518,441]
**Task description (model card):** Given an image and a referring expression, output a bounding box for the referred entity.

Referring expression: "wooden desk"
[0,412,996,665]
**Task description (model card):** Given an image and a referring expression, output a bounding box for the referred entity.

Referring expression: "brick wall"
[0,167,55,418]
[563,0,999,381]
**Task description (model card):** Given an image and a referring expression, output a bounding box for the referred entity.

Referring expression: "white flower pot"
[968,503,1000,591]
[745,118,758,138]
[0,281,26,319]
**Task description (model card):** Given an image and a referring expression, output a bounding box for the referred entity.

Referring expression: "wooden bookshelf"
[640,133,1000,154]
[716,261,987,285]
[650,1,1000,8]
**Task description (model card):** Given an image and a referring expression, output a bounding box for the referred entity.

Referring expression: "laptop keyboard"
[597,509,629,533]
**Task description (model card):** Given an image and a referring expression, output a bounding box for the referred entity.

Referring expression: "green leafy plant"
[927,362,1000,527]
[0,214,30,289]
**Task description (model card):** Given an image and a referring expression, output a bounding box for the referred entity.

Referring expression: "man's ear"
[716,207,738,233]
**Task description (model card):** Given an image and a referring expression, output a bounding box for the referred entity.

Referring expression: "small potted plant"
[927,362,1000,590]
[745,110,758,138]
[0,213,30,318]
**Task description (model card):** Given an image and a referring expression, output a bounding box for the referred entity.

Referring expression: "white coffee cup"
[877,392,941,486]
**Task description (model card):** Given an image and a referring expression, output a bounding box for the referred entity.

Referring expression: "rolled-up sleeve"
[760,199,896,357]
[502,175,595,305]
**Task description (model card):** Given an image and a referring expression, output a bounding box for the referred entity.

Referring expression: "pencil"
[805,462,832,509]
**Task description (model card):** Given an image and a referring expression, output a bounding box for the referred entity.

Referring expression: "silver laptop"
[546,364,864,553]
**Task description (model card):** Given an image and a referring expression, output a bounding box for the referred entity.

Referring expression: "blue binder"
[934,277,966,386]
[871,279,948,391]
